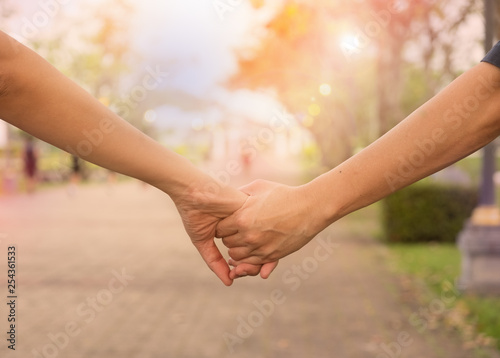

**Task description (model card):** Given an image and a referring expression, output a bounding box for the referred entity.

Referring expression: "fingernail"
[238,272,248,277]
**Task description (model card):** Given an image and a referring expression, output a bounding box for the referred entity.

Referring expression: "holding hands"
[216,179,330,280]
[173,182,281,284]
[3,30,500,287]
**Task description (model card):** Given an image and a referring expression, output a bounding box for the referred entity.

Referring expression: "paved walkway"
[0,157,499,358]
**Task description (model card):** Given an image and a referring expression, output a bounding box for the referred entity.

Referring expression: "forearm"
[306,62,500,230]
[0,32,217,201]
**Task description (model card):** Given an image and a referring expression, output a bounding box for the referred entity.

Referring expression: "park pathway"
[0,155,498,358]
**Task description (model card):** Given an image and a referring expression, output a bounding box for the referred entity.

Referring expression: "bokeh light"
[143,109,157,123]
[191,118,204,131]
[308,103,321,117]
[319,83,332,96]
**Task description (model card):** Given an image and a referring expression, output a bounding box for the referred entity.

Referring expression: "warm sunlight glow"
[98,97,110,106]
[319,84,331,96]
[339,34,359,50]
[302,115,314,128]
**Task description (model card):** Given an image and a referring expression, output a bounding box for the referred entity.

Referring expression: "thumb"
[238,179,279,196]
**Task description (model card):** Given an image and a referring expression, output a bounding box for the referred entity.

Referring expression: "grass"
[388,243,500,351]
[466,297,500,346]
[389,243,461,292]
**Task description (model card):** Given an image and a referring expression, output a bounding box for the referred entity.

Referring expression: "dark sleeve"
[482,42,500,68]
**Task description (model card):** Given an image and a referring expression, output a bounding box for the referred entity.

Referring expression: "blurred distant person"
[71,154,81,183]
[2,148,18,195]
[107,170,117,184]
[67,154,83,196]
[239,139,254,175]
[106,169,118,195]
[22,135,38,193]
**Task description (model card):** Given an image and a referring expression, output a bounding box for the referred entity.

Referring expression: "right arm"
[218,60,500,272]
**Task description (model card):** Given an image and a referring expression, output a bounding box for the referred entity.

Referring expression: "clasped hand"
[177,179,324,285]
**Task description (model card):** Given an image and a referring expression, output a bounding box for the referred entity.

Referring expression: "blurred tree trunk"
[497,0,500,40]
[376,33,406,136]
[373,0,479,135]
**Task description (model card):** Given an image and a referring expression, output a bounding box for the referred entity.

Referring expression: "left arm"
[0,31,277,284]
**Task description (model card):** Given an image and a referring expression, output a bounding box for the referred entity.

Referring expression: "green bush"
[382,183,477,243]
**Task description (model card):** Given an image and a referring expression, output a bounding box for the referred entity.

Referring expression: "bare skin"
[218,61,500,278]
[0,31,277,285]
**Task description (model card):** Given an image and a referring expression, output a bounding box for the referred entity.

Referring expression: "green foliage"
[400,65,435,113]
[465,296,500,348]
[382,183,477,243]
[389,243,500,350]
[229,1,479,167]
[390,243,461,292]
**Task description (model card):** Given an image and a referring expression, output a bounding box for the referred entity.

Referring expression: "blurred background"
[0,0,491,187]
[1,1,500,358]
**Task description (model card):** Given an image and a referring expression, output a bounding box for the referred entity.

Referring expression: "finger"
[216,215,238,238]
[221,234,241,249]
[193,239,233,286]
[228,255,263,266]
[229,263,262,279]
[260,261,279,279]
[227,247,256,262]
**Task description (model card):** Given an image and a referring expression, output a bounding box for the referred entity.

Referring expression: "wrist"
[158,163,247,217]
[151,155,199,198]
[299,170,353,232]
[295,181,335,238]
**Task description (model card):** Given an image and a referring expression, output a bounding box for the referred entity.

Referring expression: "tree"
[228,0,480,168]
[28,0,135,107]
[8,0,137,176]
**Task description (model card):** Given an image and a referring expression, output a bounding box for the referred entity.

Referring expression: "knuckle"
[235,215,250,229]
[245,232,260,246]
[268,252,280,262]
[228,248,242,261]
